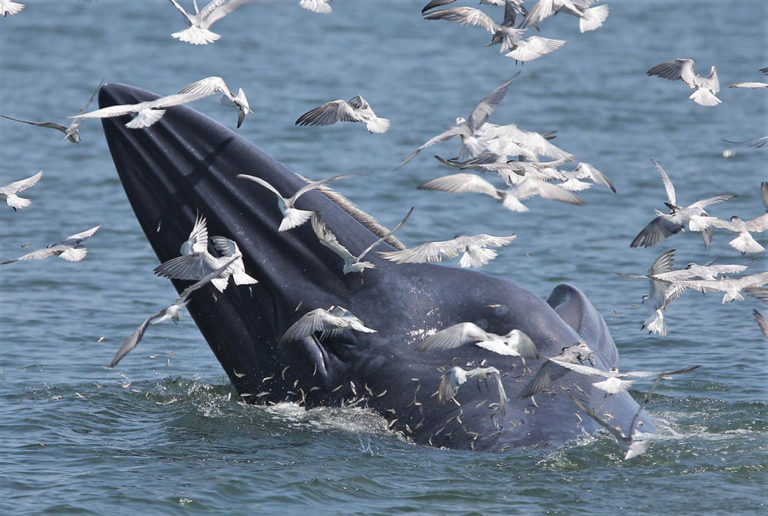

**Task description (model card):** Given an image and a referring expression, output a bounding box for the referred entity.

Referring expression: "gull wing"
[651,159,676,207]
[630,215,683,248]
[513,176,585,205]
[356,207,414,261]
[422,0,456,14]
[647,58,697,89]
[745,287,768,304]
[176,256,239,303]
[418,173,500,198]
[438,367,466,403]
[62,224,101,244]
[416,322,489,351]
[201,0,254,28]
[311,213,357,263]
[423,7,499,35]
[184,215,209,254]
[467,74,520,133]
[109,311,164,368]
[745,213,768,232]
[506,36,566,63]
[178,76,231,98]
[456,233,517,249]
[688,194,737,210]
[279,308,349,344]
[290,173,352,204]
[295,100,362,127]
[2,247,57,264]
[396,126,466,169]
[237,174,286,204]
[153,252,216,280]
[1,170,43,194]
[754,309,768,340]
[75,102,145,119]
[0,115,69,134]
[573,162,615,192]
[379,238,462,264]
[518,359,571,399]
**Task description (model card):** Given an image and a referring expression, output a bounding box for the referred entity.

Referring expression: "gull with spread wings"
[167,0,255,45]
[379,233,517,268]
[416,321,539,364]
[647,58,721,106]
[0,170,42,211]
[279,306,376,345]
[295,95,390,134]
[2,225,101,264]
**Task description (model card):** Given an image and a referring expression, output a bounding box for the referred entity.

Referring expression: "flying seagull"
[630,159,735,248]
[1,79,102,143]
[417,172,584,213]
[0,170,42,211]
[438,366,508,418]
[237,173,351,231]
[2,225,101,264]
[551,361,701,395]
[73,92,209,130]
[522,0,609,33]
[178,76,251,128]
[153,215,256,292]
[728,67,768,89]
[647,58,721,106]
[109,256,239,368]
[661,272,768,304]
[518,340,594,399]
[617,248,679,336]
[279,305,376,345]
[167,0,255,45]
[310,207,413,275]
[396,74,520,169]
[295,96,390,134]
[416,321,539,364]
[706,214,768,254]
[379,233,517,268]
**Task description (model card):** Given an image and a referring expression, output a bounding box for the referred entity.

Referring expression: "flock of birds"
[1,0,766,460]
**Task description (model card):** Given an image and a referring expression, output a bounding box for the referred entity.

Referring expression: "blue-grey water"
[1,0,766,513]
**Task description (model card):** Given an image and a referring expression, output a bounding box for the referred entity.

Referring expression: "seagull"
[418,172,584,213]
[438,366,508,418]
[518,341,594,399]
[552,361,701,395]
[706,214,768,254]
[109,256,238,368]
[295,96,390,134]
[630,159,735,248]
[647,58,721,106]
[279,305,376,345]
[2,225,101,264]
[416,322,539,364]
[522,0,609,33]
[617,249,678,336]
[153,215,255,292]
[310,207,413,275]
[728,68,768,89]
[396,74,520,169]
[664,272,768,304]
[0,1,24,16]
[379,233,517,268]
[299,0,332,14]
[237,173,351,231]
[1,80,102,143]
[557,162,615,193]
[178,76,251,128]
[167,0,255,45]
[754,309,768,341]
[650,261,749,283]
[73,92,207,129]
[0,170,42,211]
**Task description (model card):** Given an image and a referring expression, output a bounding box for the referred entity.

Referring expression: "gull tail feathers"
[171,27,221,45]
[642,309,667,336]
[5,194,31,211]
[579,5,608,33]
[279,208,314,232]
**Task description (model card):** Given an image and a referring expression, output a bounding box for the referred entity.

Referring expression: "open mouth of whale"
[99,82,655,452]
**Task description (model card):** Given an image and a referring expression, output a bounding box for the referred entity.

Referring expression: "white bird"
[504,35,567,63]
[438,366,508,418]
[617,249,679,336]
[109,256,238,368]
[650,261,749,283]
[418,172,584,213]
[153,215,253,292]
[707,214,768,254]
[311,208,413,275]
[299,0,332,14]
[482,124,575,163]
[416,322,539,364]
[551,361,700,395]
[237,173,350,231]
[522,0,608,33]
[178,76,251,128]
[518,340,595,399]
[279,305,376,345]
[667,272,768,304]
[1,80,102,143]
[754,309,768,341]
[558,162,616,193]
[379,233,517,268]
[0,0,24,16]
[295,96,390,134]
[728,67,768,89]
[2,225,101,264]
[167,0,255,45]
[396,75,519,169]
[647,58,721,106]
[0,170,42,211]
[210,237,258,286]
[74,92,207,130]
[631,159,735,248]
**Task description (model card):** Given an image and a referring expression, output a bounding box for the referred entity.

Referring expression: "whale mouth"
[99,82,657,452]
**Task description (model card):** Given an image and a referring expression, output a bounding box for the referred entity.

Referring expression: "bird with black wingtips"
[295,95,390,134]
[2,225,100,264]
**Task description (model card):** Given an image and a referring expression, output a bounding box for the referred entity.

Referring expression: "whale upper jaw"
[100,83,655,451]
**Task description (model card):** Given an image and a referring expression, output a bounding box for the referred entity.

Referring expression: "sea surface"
[0,0,766,513]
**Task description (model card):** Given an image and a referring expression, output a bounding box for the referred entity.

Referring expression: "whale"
[99,83,655,452]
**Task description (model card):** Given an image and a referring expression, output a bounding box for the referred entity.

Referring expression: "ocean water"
[0,0,766,513]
